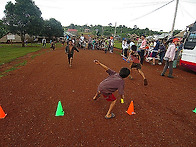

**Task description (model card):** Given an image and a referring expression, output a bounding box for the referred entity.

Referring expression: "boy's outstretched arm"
[94,60,109,71]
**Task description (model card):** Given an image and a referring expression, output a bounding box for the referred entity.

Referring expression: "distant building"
[0,33,33,43]
[67,29,78,36]
[84,29,90,33]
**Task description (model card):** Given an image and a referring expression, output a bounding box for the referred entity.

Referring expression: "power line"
[130,0,174,21]
[123,1,172,8]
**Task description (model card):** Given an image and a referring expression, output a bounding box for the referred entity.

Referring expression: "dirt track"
[0,47,196,146]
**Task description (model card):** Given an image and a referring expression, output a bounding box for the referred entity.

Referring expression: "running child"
[127,45,148,86]
[65,40,79,67]
[93,60,130,119]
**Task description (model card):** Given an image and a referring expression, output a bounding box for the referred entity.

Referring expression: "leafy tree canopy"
[3,0,43,46]
[0,19,8,38]
[41,18,64,39]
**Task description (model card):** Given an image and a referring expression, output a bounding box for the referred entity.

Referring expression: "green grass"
[114,41,122,49]
[15,60,27,67]
[0,44,44,65]
[31,53,41,59]
[0,60,28,78]
[4,67,18,73]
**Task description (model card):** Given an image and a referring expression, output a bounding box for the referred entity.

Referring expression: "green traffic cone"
[193,108,196,113]
[55,101,64,116]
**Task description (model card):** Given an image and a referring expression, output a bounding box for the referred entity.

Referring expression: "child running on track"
[127,45,148,86]
[65,40,79,67]
[93,60,130,119]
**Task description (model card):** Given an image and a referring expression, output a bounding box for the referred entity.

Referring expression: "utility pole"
[114,22,117,37]
[170,0,179,37]
[102,26,104,36]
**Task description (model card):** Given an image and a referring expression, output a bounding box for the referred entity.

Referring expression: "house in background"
[84,29,90,33]
[66,29,78,36]
[0,33,33,43]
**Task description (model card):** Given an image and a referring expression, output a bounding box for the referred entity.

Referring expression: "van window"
[184,32,196,50]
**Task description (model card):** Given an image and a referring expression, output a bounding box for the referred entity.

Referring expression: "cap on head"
[172,38,180,43]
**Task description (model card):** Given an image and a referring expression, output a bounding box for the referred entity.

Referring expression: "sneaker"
[144,79,148,86]
[161,73,165,76]
[158,62,162,65]
[167,75,174,78]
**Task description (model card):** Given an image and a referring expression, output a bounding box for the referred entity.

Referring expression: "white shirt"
[80,36,84,42]
[122,40,127,50]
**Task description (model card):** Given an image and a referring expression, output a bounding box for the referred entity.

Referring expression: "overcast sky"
[0,0,196,32]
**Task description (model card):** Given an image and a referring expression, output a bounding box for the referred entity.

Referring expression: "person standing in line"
[110,37,114,53]
[80,34,85,48]
[139,35,147,65]
[122,39,128,58]
[158,40,166,65]
[129,39,135,52]
[151,39,161,65]
[42,37,46,47]
[161,38,180,78]
[173,40,183,68]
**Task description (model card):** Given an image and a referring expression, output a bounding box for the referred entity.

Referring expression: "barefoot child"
[93,60,130,119]
[127,45,148,86]
[65,40,79,67]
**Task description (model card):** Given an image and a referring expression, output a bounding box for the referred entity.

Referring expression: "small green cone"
[55,101,64,116]
[193,108,196,113]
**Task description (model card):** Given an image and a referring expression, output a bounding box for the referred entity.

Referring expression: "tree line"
[1,0,64,47]
[65,24,181,39]
[0,0,181,47]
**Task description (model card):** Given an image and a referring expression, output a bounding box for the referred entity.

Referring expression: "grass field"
[114,41,122,49]
[0,43,61,65]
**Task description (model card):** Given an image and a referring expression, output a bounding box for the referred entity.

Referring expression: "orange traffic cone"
[126,101,136,115]
[0,105,7,119]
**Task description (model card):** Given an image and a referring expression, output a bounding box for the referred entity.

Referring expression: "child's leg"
[70,57,73,67]
[68,57,70,65]
[138,69,148,86]
[106,99,117,118]
[93,91,101,100]
[138,69,146,79]
[152,57,155,65]
[129,68,133,79]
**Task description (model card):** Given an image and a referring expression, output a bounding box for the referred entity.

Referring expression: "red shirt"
[98,69,124,96]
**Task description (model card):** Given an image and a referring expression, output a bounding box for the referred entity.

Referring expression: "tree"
[41,18,64,40]
[0,19,8,38]
[173,30,181,36]
[3,0,43,47]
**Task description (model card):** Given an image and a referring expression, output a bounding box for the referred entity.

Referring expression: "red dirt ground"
[0,47,196,146]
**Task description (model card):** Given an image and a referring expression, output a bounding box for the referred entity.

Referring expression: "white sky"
[0,0,196,32]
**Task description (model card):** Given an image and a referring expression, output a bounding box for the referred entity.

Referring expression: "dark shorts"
[103,94,117,101]
[68,54,73,59]
[151,51,157,57]
[131,63,141,69]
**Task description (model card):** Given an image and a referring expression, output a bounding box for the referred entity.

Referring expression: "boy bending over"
[93,60,130,119]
